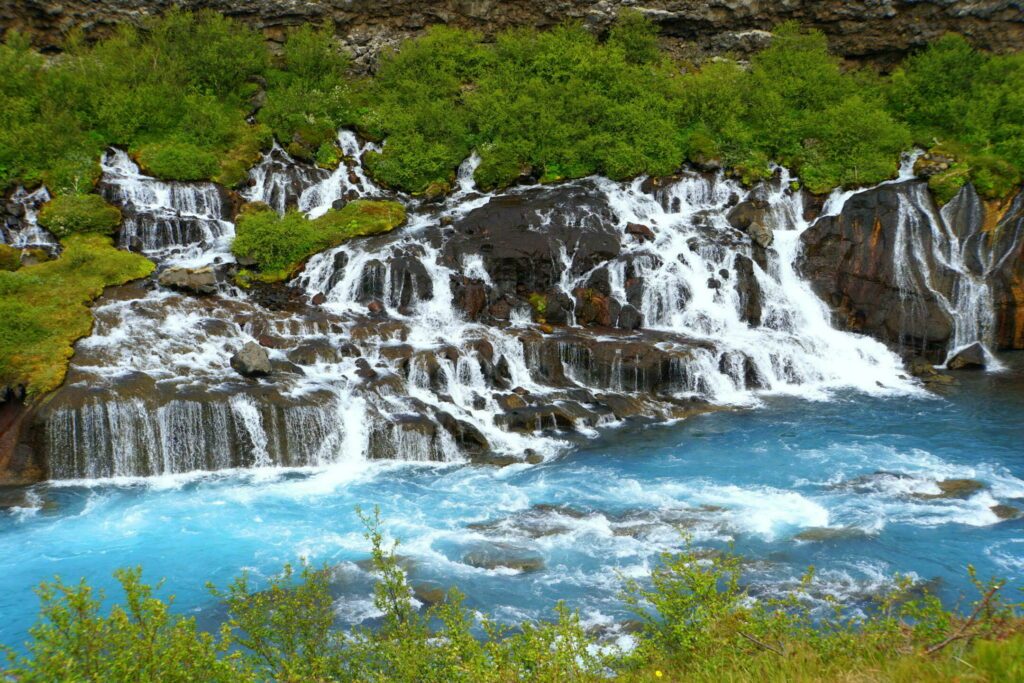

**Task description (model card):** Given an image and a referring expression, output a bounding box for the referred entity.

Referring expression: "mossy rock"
[37,194,122,238]
[134,142,220,182]
[0,234,154,395]
[231,200,407,284]
[0,244,21,272]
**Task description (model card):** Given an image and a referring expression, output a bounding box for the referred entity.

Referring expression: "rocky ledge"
[4,1,1023,68]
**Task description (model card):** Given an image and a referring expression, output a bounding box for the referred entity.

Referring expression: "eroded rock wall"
[4,1,1023,67]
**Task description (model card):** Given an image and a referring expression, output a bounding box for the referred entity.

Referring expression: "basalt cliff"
[4,1,1023,67]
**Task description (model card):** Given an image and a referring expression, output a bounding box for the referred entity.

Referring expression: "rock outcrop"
[4,1,1022,69]
[799,181,956,358]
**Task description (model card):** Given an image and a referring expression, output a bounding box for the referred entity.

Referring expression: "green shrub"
[37,194,122,238]
[888,35,1024,198]
[4,512,1023,682]
[231,200,407,282]
[0,10,269,191]
[258,24,355,162]
[608,8,661,65]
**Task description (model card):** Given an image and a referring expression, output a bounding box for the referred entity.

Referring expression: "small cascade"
[98,149,233,256]
[299,130,382,218]
[3,186,57,250]
[243,143,330,215]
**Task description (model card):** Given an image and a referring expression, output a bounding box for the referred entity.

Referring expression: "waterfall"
[3,186,57,250]
[98,149,233,257]
[42,133,1014,481]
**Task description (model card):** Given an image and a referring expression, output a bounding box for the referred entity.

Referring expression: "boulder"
[991,504,1022,521]
[625,222,655,242]
[733,253,762,327]
[462,544,545,573]
[946,342,987,370]
[229,342,272,378]
[158,266,218,295]
[617,304,643,331]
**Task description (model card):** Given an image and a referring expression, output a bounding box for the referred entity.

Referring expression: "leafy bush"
[0,234,153,394]
[258,24,355,162]
[888,34,1024,198]
[231,200,407,282]
[37,194,122,237]
[3,511,1022,682]
[0,10,267,191]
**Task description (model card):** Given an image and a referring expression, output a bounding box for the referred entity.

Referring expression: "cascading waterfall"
[2,186,56,250]
[896,181,1000,365]
[98,149,233,256]
[32,133,1012,481]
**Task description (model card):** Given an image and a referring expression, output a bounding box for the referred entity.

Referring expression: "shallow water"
[2,356,1022,649]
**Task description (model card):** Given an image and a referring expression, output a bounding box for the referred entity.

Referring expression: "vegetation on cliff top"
[232,200,407,284]
[2,9,1022,201]
[0,235,154,395]
[2,510,1022,682]
[0,10,268,195]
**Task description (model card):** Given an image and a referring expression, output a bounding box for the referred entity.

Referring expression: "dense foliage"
[0,235,153,394]
[2,510,1021,682]
[887,34,1024,200]
[2,10,1022,201]
[0,10,268,193]
[232,200,407,283]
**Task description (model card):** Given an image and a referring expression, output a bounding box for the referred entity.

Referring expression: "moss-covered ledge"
[0,235,155,396]
[231,199,407,284]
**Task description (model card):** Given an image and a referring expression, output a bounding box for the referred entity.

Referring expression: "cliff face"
[3,1,1023,67]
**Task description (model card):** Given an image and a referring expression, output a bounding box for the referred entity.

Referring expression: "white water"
[28,134,1014,479]
[3,186,56,249]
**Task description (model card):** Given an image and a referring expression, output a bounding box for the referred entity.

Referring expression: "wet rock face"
[442,183,620,302]
[799,181,956,358]
[5,1,1023,69]
[982,191,1024,350]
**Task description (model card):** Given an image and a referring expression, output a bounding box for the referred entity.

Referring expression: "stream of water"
[1,363,1022,648]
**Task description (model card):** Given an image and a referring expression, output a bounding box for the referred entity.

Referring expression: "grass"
[2,510,1021,682]
[36,194,121,238]
[231,199,407,283]
[0,235,154,395]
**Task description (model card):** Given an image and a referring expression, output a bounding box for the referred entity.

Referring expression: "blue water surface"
[1,356,1022,649]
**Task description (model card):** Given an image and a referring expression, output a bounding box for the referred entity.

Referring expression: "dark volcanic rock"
[230,342,272,378]
[733,253,762,327]
[6,1,1023,73]
[946,342,987,370]
[442,183,620,304]
[799,181,956,358]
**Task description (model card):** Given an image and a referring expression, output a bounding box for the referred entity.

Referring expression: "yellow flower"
[655,672,663,679]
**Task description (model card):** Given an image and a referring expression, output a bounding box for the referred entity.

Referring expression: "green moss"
[231,200,407,283]
[134,142,220,181]
[37,194,122,238]
[527,292,548,317]
[0,244,21,271]
[0,234,154,394]
[928,163,971,204]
